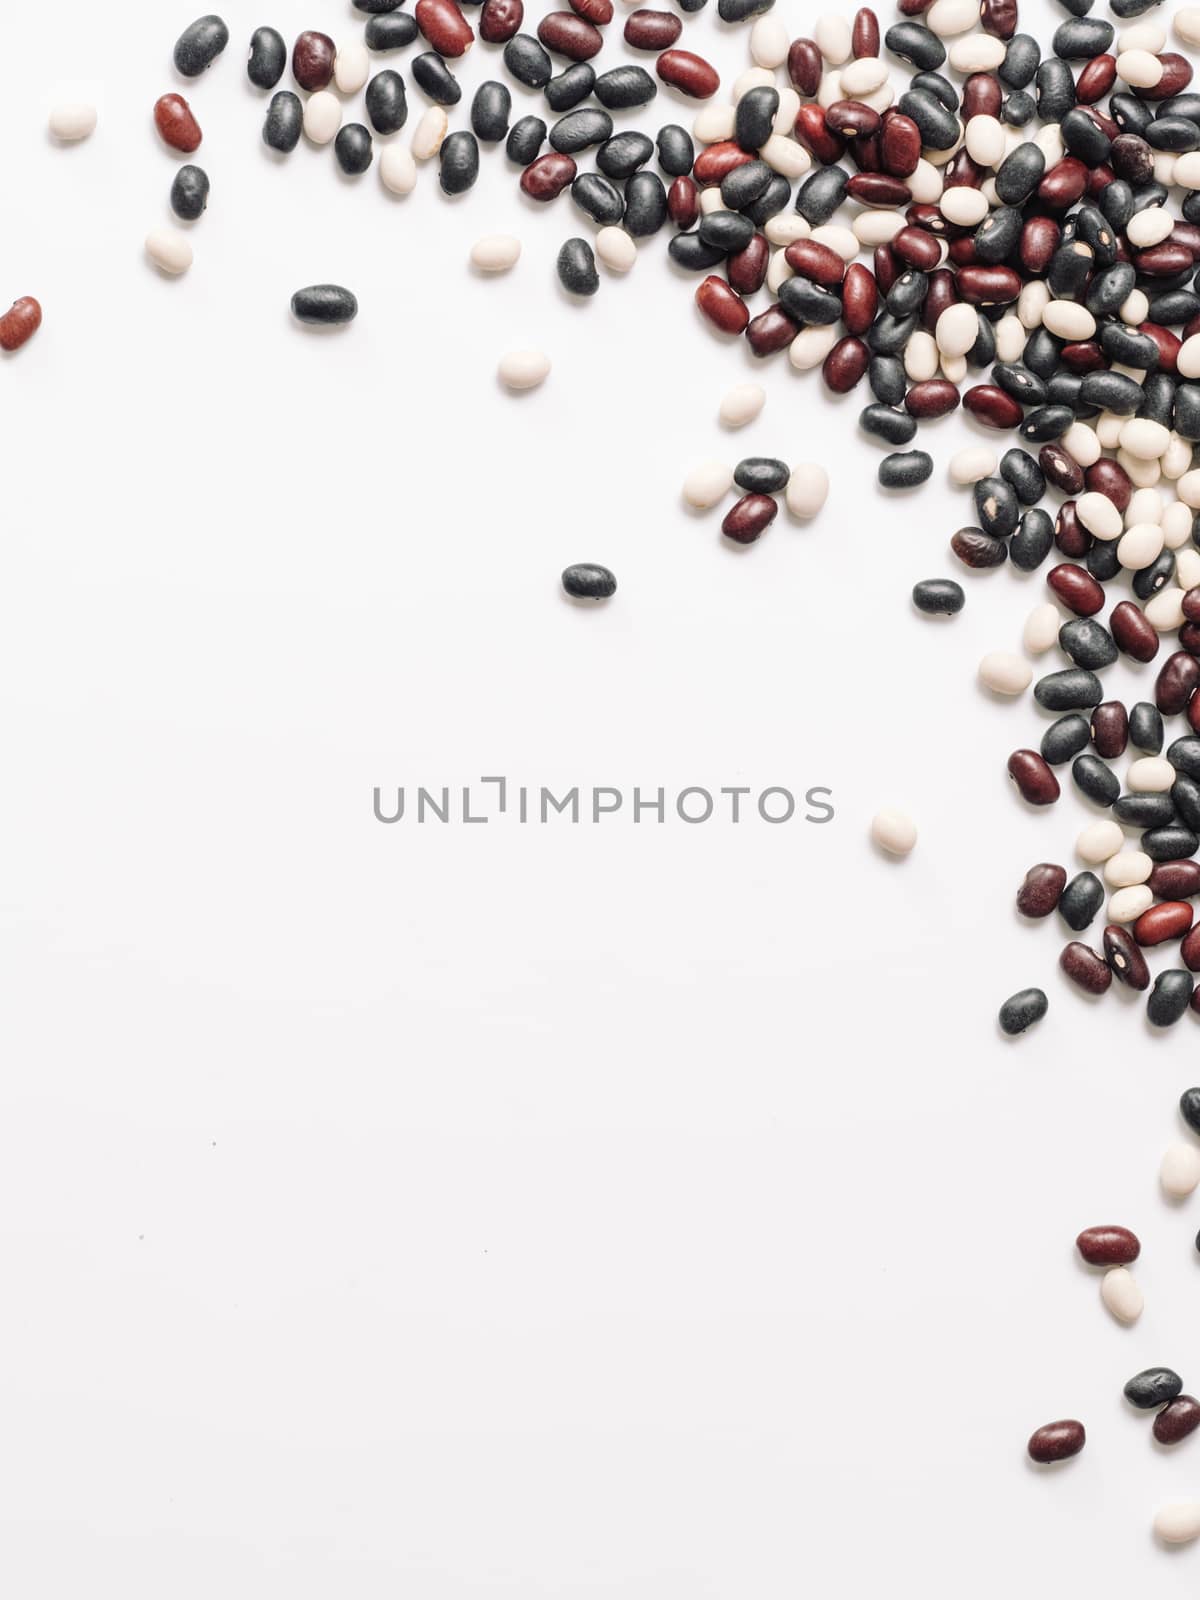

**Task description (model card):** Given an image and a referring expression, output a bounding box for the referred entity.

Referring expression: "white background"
[3,0,1200,1592]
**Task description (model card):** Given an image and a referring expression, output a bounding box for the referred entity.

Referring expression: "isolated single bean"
[1028,1421,1085,1463]
[562,563,616,598]
[1000,988,1049,1035]
[170,164,210,218]
[291,284,358,324]
[1077,1225,1140,1266]
[247,26,287,89]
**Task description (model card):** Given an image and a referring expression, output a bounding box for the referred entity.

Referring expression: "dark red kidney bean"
[1076,1224,1141,1265]
[787,37,822,96]
[1091,701,1128,759]
[1048,564,1105,617]
[880,112,921,178]
[1104,926,1152,990]
[822,336,869,393]
[656,48,719,98]
[953,527,1008,568]
[947,237,978,267]
[842,264,877,335]
[920,268,958,332]
[1173,223,1200,260]
[827,99,880,138]
[785,239,845,285]
[847,172,911,205]
[292,30,336,89]
[1143,52,1193,99]
[957,266,1021,304]
[1038,157,1089,209]
[0,296,42,352]
[943,150,983,191]
[154,92,202,152]
[1084,458,1132,513]
[980,0,1017,37]
[1060,942,1112,995]
[905,379,959,419]
[744,305,797,357]
[1017,862,1068,917]
[1039,443,1084,495]
[851,6,880,56]
[1155,1397,1200,1445]
[1060,341,1106,375]
[692,139,754,184]
[480,0,524,40]
[538,9,602,56]
[520,151,576,199]
[569,0,612,20]
[795,104,845,165]
[1076,53,1116,103]
[1151,861,1200,899]
[1028,1421,1086,1464]
[963,73,1003,119]
[1136,242,1194,278]
[1135,901,1195,947]
[666,174,698,227]
[722,493,777,544]
[1008,749,1061,805]
[892,225,941,270]
[695,275,747,334]
[1140,321,1181,373]
[898,0,934,13]
[1184,587,1200,624]
[1020,216,1062,274]
[623,8,680,48]
[1054,503,1089,560]
[1158,652,1200,715]
[727,233,768,295]
[415,0,475,55]
[1182,923,1200,971]
[873,243,899,296]
[1111,601,1160,663]
[851,126,882,170]
[964,384,1023,428]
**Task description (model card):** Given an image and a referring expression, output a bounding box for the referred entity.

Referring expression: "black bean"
[597,130,654,178]
[472,81,512,141]
[557,237,599,296]
[1019,405,1074,443]
[721,159,772,210]
[718,0,773,18]
[887,271,928,318]
[974,476,1020,538]
[1129,702,1164,754]
[291,284,358,325]
[1042,714,1091,764]
[1046,374,1086,415]
[999,987,1048,1035]
[572,171,625,225]
[562,562,616,598]
[1112,92,1153,135]
[1078,368,1142,413]
[366,70,407,134]
[1036,57,1076,120]
[699,210,755,253]
[1060,619,1118,670]
[1169,737,1200,780]
[355,0,404,10]
[994,362,1047,406]
[867,311,918,355]
[975,206,1024,264]
[170,163,210,219]
[335,123,374,174]
[912,578,965,615]
[1143,826,1200,861]
[1173,775,1200,832]
[885,22,946,69]
[552,109,613,152]
[668,230,726,269]
[1061,107,1110,165]
[504,34,552,89]
[366,12,418,49]
[412,51,461,104]
[1002,90,1037,125]
[1125,1368,1185,1409]
[734,457,789,493]
[778,277,843,325]
[744,173,791,226]
[247,25,286,89]
[656,123,694,176]
[1115,792,1177,827]
[1134,550,1176,601]
[623,171,667,236]
[1139,373,1177,429]
[735,86,779,152]
[594,65,657,109]
[1035,669,1104,711]
[897,88,959,149]
[794,165,849,225]
[545,63,595,111]
[1148,116,1200,152]
[1149,971,1195,1027]
[1059,871,1104,931]
[439,131,479,194]
[879,451,933,489]
[263,90,303,152]
[911,72,959,112]
[1048,240,1096,300]
[1001,447,1045,505]
[1101,321,1159,368]
[860,404,918,445]
[1099,178,1135,230]
[1086,540,1121,582]
[1155,289,1200,324]
[1053,17,1114,56]
[1072,755,1121,806]
[995,143,1046,206]
[1000,33,1040,88]
[1182,1087,1200,1135]
[174,13,229,76]
[1175,384,1200,444]
[506,115,547,164]
[869,355,906,406]
[1022,327,1061,381]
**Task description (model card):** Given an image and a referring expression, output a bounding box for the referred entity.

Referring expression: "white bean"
[904,330,939,382]
[750,14,789,65]
[949,34,1006,71]
[1119,20,1165,50]
[926,0,978,35]
[853,210,904,246]
[732,68,775,101]
[1179,335,1200,380]
[470,234,521,272]
[789,324,839,369]
[1077,820,1124,863]
[948,444,996,485]
[1119,417,1171,459]
[412,106,448,160]
[48,101,97,140]
[1023,603,1061,655]
[1075,490,1124,540]
[963,112,1005,165]
[1161,1143,1200,1198]
[1100,1267,1143,1324]
[1125,487,1163,525]
[1177,546,1200,586]
[908,158,943,204]
[765,214,810,246]
[1177,5,1200,45]
[303,90,341,145]
[1062,421,1101,468]
[814,13,852,62]
[719,382,765,428]
[334,43,370,94]
[145,225,193,275]
[380,142,416,194]
[693,104,735,142]
[870,808,917,856]
[1118,521,1165,570]
[1109,885,1154,922]
[936,302,979,357]
[810,223,858,260]
[682,461,732,509]
[939,186,989,227]
[497,349,550,390]
[1156,1504,1200,1546]
[1126,206,1173,248]
[1105,850,1153,887]
[1119,288,1149,325]
[1042,300,1096,341]
[595,226,636,272]
[1117,48,1164,87]
[786,463,829,519]
[1128,756,1176,791]
[1145,587,1186,630]
[978,651,1032,695]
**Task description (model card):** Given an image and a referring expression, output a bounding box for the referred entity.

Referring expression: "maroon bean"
[1040,443,1084,495]
[1076,53,1116,103]
[0,296,41,352]
[1135,902,1195,947]
[656,48,720,99]
[842,263,877,335]
[1038,157,1089,208]
[980,0,1017,37]
[154,92,202,152]
[292,29,335,90]
[1185,587,1200,624]
[1077,1224,1141,1265]
[538,10,602,57]
[1182,922,1200,972]
[948,236,978,267]
[1104,926,1151,990]
[847,172,911,205]
[827,100,880,138]
[1140,321,1181,373]
[851,6,880,56]
[963,384,1023,427]
[1187,618,1200,654]
[822,336,869,393]
[1142,51,1193,100]
[623,8,680,49]
[853,127,882,171]
[666,174,698,228]
[874,243,899,296]
[919,268,958,333]
[1017,862,1068,917]
[880,112,921,178]
[957,266,1021,304]
[480,0,524,40]
[1008,749,1061,805]
[1091,701,1128,759]
[1111,132,1154,183]
[1060,942,1112,995]
[905,379,959,419]
[1110,601,1161,663]
[1060,340,1106,374]
[745,305,798,357]
[892,225,942,270]
[944,149,983,191]
[1055,502,1089,560]
[568,0,612,20]
[1020,216,1061,275]
[1150,861,1200,899]
[953,526,1008,568]
[963,73,1003,119]
[414,0,474,56]
[520,152,576,199]
[727,233,768,295]
[692,140,754,184]
[787,38,822,96]
[1048,564,1105,617]
[1173,223,1200,260]
[898,0,934,12]
[795,104,845,165]
[1154,1398,1200,1446]
[1028,1421,1086,1464]
[1136,242,1194,277]
[1157,651,1200,715]
[1084,458,1133,512]
[785,239,845,285]
[695,274,748,334]
[722,493,777,544]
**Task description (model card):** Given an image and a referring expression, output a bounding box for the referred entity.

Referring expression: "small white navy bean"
[49,102,97,141]
[871,808,917,856]
[145,225,193,275]
[498,349,550,390]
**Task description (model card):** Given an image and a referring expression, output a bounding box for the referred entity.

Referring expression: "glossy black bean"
[366,12,418,49]
[1098,179,1135,232]
[594,65,657,108]
[1161,93,1200,121]
[506,115,547,163]
[1174,774,1200,832]
[1042,713,1091,765]
[860,404,918,445]
[355,0,404,11]
[557,236,599,295]
[699,210,756,253]
[999,987,1049,1035]
[1079,368,1142,414]
[1139,374,1177,429]
[562,562,616,598]
[1149,970,1195,1026]
[975,476,1020,538]
[717,0,773,19]
[1143,825,1200,861]
[1075,204,1116,263]
[975,206,1024,264]
[911,72,959,111]
[912,578,965,615]
[545,65,595,113]
[1101,322,1160,368]
[1125,1368,1185,1409]
[879,451,933,489]
[1182,1087,1200,1136]
[897,88,959,149]
[1086,540,1121,582]
[1000,33,1040,89]
[263,89,303,152]
[174,13,229,76]
[994,363,1047,407]
[1048,242,1096,302]
[439,130,479,193]
[1155,288,1200,323]
[667,230,726,269]
[885,22,946,70]
[623,171,667,236]
[1185,191,1200,225]
[413,51,461,103]
[505,34,552,88]
[1035,669,1104,710]
[794,166,849,226]
[366,70,408,133]
[1053,18,1114,57]
[656,123,694,176]
[1022,328,1062,381]
[291,284,358,324]
[721,159,772,210]
[778,277,844,325]
[334,123,374,174]
[867,311,918,355]
[1060,619,1118,670]
[1175,384,1200,442]
[1148,117,1200,152]
[869,355,906,406]
[1112,92,1153,135]
[570,177,624,232]
[735,86,779,152]
[247,25,286,89]
[552,108,613,152]
[1001,448,1046,505]
[170,163,210,218]
[1170,737,1200,780]
[1073,754,1121,806]
[1019,405,1074,443]
[1115,792,1178,827]
[1036,58,1076,121]
[1062,108,1110,166]
[744,174,791,225]
[968,315,996,368]
[734,457,790,494]
[1130,702,1164,754]
[596,130,653,177]
[1134,551,1176,602]
[1002,89,1037,125]
[1059,871,1104,931]
[471,81,511,141]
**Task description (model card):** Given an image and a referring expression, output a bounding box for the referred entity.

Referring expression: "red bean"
[1091,700,1128,759]
[1136,242,1194,277]
[1134,902,1195,947]
[0,296,42,353]
[1020,216,1061,274]
[722,493,777,544]
[964,384,1023,427]
[1183,622,1200,657]
[1104,926,1151,989]
[1028,1421,1086,1464]
[1173,223,1200,260]
[1157,651,1200,715]
[1184,587,1200,624]
[745,305,798,357]
[1155,1398,1200,1445]
[1151,861,1200,899]
[1040,443,1084,495]
[1060,340,1106,374]
[1142,51,1192,99]
[693,140,754,184]
[622,8,680,49]
[1017,862,1068,917]
[569,0,612,20]
[842,263,878,335]
[480,0,524,41]
[892,225,942,270]
[963,73,1002,119]
[520,152,576,200]
[1076,1224,1141,1265]
[847,172,911,205]
[1048,564,1105,617]
[1039,157,1090,208]
[292,29,335,89]
[785,239,845,285]
[979,0,1017,38]
[1084,458,1132,512]
[957,266,1022,304]
[1076,53,1116,103]
[879,112,921,178]
[1111,601,1161,662]
[822,336,869,393]
[727,233,768,295]
[656,48,719,99]
[874,243,900,296]
[1008,749,1061,806]
[1060,942,1112,994]
[851,6,880,55]
[154,92,202,152]
[827,100,880,139]
[920,268,959,332]
[666,174,698,228]
[1181,922,1200,971]
[905,379,959,419]
[537,11,602,57]
[786,38,822,96]
[695,274,748,334]
[795,104,844,165]
[415,0,475,56]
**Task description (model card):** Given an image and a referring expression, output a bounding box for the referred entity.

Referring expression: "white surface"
[3,2,1200,1594]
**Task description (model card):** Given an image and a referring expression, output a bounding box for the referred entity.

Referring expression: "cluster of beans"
[683,455,830,539]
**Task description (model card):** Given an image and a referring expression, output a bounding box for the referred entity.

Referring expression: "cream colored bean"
[303,90,341,144]
[1119,20,1165,50]
[1101,1267,1143,1324]
[1179,466,1200,507]
[766,249,793,293]
[810,224,858,260]
[870,808,917,856]
[941,353,966,383]
[817,71,843,110]
[936,304,980,361]
[841,57,888,96]
[773,88,801,134]
[950,33,1006,71]
[732,68,775,101]
[49,101,97,140]
[1075,490,1124,540]
[1161,1143,1200,1198]
[145,225,193,275]
[1042,300,1096,340]
[1145,587,1186,630]
[699,187,726,215]
[926,0,978,35]
[1179,335,1200,380]
[1096,411,1125,448]
[964,112,1004,166]
[497,349,550,390]
[335,42,370,94]
[1120,417,1171,459]
[750,14,789,65]
[693,104,735,142]
[1154,1503,1200,1546]
[1062,421,1101,468]
[470,234,521,272]
[682,461,732,509]
[1162,503,1193,550]
[948,444,996,485]
[1023,603,1061,655]
[1177,547,1200,586]
[1126,206,1174,248]
[1078,820,1124,863]
[1109,885,1154,923]
[595,226,636,271]
[1117,48,1164,87]
[908,159,943,203]
[789,324,839,370]
[1118,522,1165,570]
[1125,487,1163,525]
[1035,124,1064,165]
[1119,288,1150,325]
[413,105,448,159]
[862,83,894,114]
[814,13,852,61]
[1163,433,1192,480]
[1105,850,1153,887]
[995,315,1025,362]
[1017,279,1049,329]
[786,463,829,519]
[978,651,1032,695]
[939,186,989,227]
[381,142,417,194]
[1128,757,1176,792]
[1177,5,1200,45]
[1176,150,1200,187]
[1117,448,1162,488]
[765,214,810,246]
[853,210,904,246]
[904,330,939,382]
[719,382,765,428]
